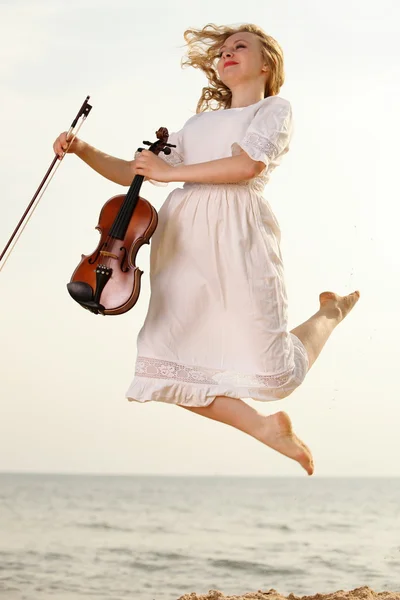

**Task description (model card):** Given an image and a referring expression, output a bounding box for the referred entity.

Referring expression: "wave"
[76,521,133,532]
[43,552,73,561]
[209,558,304,576]
[306,555,374,575]
[149,551,189,561]
[310,522,354,531]
[104,547,134,556]
[121,560,167,572]
[255,522,293,532]
[103,548,189,561]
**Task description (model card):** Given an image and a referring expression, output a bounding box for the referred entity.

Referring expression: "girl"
[54,23,360,476]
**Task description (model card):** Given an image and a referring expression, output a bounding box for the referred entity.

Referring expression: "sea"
[0,474,399,600]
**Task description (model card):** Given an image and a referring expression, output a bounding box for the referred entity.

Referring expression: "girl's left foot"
[319,290,360,322]
[259,411,314,475]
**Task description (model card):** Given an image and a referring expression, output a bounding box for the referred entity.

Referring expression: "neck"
[229,81,265,109]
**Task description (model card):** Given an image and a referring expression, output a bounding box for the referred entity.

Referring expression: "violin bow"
[0,95,93,272]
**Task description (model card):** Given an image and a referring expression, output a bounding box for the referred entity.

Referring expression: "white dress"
[126,96,309,407]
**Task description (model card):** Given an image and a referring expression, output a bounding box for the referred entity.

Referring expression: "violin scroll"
[141,126,176,157]
[156,126,169,141]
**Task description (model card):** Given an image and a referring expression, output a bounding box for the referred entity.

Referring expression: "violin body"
[68,194,157,315]
[67,126,174,316]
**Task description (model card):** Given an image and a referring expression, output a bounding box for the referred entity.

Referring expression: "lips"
[224,61,238,68]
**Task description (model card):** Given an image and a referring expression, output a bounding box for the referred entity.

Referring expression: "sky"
[0,0,399,477]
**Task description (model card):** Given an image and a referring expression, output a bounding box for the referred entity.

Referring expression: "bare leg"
[182,398,314,475]
[291,290,360,369]
[179,291,360,476]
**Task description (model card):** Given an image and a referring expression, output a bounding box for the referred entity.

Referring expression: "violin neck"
[109,174,145,240]
[127,174,145,196]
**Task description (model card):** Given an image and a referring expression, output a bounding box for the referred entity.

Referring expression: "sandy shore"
[178,587,400,600]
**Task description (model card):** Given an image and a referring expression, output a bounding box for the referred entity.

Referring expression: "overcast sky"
[1,0,399,477]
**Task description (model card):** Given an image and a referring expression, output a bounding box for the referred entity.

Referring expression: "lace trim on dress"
[240,133,279,163]
[135,356,295,389]
[161,149,184,167]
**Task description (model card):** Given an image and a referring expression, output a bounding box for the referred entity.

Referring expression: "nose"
[222,49,233,59]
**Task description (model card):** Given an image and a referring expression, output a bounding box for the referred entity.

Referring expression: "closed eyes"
[217,43,246,58]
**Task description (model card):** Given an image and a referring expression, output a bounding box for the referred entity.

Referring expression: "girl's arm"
[53,132,135,186]
[73,140,135,186]
[134,149,265,185]
[171,151,265,184]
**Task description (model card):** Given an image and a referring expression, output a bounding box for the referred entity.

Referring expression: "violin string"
[103,175,142,251]
[99,145,158,311]
[0,118,87,273]
[117,175,142,233]
[106,142,153,245]
[102,178,137,259]
[100,176,143,301]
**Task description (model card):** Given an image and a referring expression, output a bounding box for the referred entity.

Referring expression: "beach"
[178,588,400,600]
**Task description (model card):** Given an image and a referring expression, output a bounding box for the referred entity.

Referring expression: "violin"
[67,127,175,315]
[0,96,175,317]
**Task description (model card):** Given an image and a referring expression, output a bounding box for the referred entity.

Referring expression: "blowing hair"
[182,23,285,113]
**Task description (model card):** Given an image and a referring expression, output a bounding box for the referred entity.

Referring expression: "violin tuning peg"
[142,141,151,146]
[162,147,171,156]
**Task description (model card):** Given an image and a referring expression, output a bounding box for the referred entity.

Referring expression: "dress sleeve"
[232,97,293,168]
[159,129,184,166]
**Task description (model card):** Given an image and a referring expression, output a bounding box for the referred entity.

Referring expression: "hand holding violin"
[134,149,174,183]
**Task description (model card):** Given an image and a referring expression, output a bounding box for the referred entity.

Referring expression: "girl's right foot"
[259,411,314,475]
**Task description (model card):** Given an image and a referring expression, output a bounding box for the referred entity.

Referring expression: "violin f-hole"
[89,241,107,265]
[119,246,129,273]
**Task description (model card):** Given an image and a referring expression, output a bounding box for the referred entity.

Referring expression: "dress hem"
[126,371,304,407]
[125,334,309,407]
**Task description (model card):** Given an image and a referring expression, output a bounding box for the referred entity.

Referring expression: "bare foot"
[260,411,314,475]
[319,290,360,322]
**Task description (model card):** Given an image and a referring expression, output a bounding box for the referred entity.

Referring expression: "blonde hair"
[182,23,285,113]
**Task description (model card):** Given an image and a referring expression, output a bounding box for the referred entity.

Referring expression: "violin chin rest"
[66,281,105,315]
[67,281,93,302]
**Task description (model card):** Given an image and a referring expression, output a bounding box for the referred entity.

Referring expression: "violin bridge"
[100,250,119,260]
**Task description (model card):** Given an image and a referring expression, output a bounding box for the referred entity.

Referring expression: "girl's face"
[216,32,268,88]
